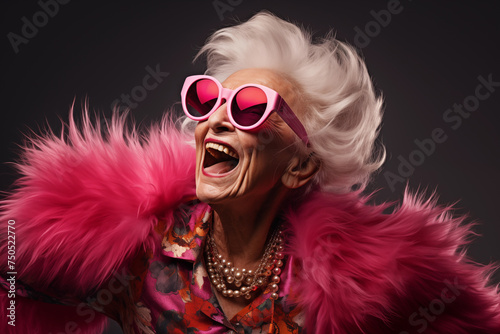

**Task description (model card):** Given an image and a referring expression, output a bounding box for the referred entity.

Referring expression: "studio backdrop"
[1,1,499,333]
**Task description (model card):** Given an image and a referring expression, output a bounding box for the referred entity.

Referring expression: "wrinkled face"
[194,68,303,204]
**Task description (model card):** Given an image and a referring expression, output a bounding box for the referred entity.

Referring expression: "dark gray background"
[1,1,498,333]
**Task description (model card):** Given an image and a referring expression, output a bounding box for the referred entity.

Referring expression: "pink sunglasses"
[181,75,309,145]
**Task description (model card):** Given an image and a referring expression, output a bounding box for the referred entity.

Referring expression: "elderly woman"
[1,12,499,334]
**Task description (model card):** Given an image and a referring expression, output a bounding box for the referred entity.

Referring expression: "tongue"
[205,160,237,175]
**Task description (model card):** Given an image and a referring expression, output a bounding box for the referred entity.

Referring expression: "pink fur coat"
[1,113,499,333]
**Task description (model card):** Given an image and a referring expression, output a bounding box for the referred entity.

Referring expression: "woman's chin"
[196,189,229,205]
[196,176,236,205]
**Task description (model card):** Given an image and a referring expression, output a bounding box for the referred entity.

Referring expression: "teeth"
[205,142,238,159]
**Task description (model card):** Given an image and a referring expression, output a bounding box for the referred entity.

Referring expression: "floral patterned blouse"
[135,201,305,334]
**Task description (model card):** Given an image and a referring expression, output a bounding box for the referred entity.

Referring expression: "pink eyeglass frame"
[181,75,309,146]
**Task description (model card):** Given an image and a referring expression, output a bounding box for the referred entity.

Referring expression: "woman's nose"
[207,99,235,133]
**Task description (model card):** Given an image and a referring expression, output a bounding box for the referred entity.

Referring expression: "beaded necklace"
[205,223,284,300]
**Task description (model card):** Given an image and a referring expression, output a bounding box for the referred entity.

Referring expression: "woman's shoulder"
[286,190,500,333]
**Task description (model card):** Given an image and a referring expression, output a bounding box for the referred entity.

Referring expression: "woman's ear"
[282,153,320,189]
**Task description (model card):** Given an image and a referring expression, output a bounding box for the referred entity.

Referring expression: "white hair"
[182,11,385,193]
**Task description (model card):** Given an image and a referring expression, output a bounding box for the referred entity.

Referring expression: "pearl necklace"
[205,225,285,300]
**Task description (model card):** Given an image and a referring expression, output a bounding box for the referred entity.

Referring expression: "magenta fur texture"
[0,110,196,333]
[287,192,500,333]
[1,111,499,333]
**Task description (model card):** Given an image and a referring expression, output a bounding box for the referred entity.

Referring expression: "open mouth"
[203,142,240,175]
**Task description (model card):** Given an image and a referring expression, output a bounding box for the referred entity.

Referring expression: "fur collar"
[287,191,500,333]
